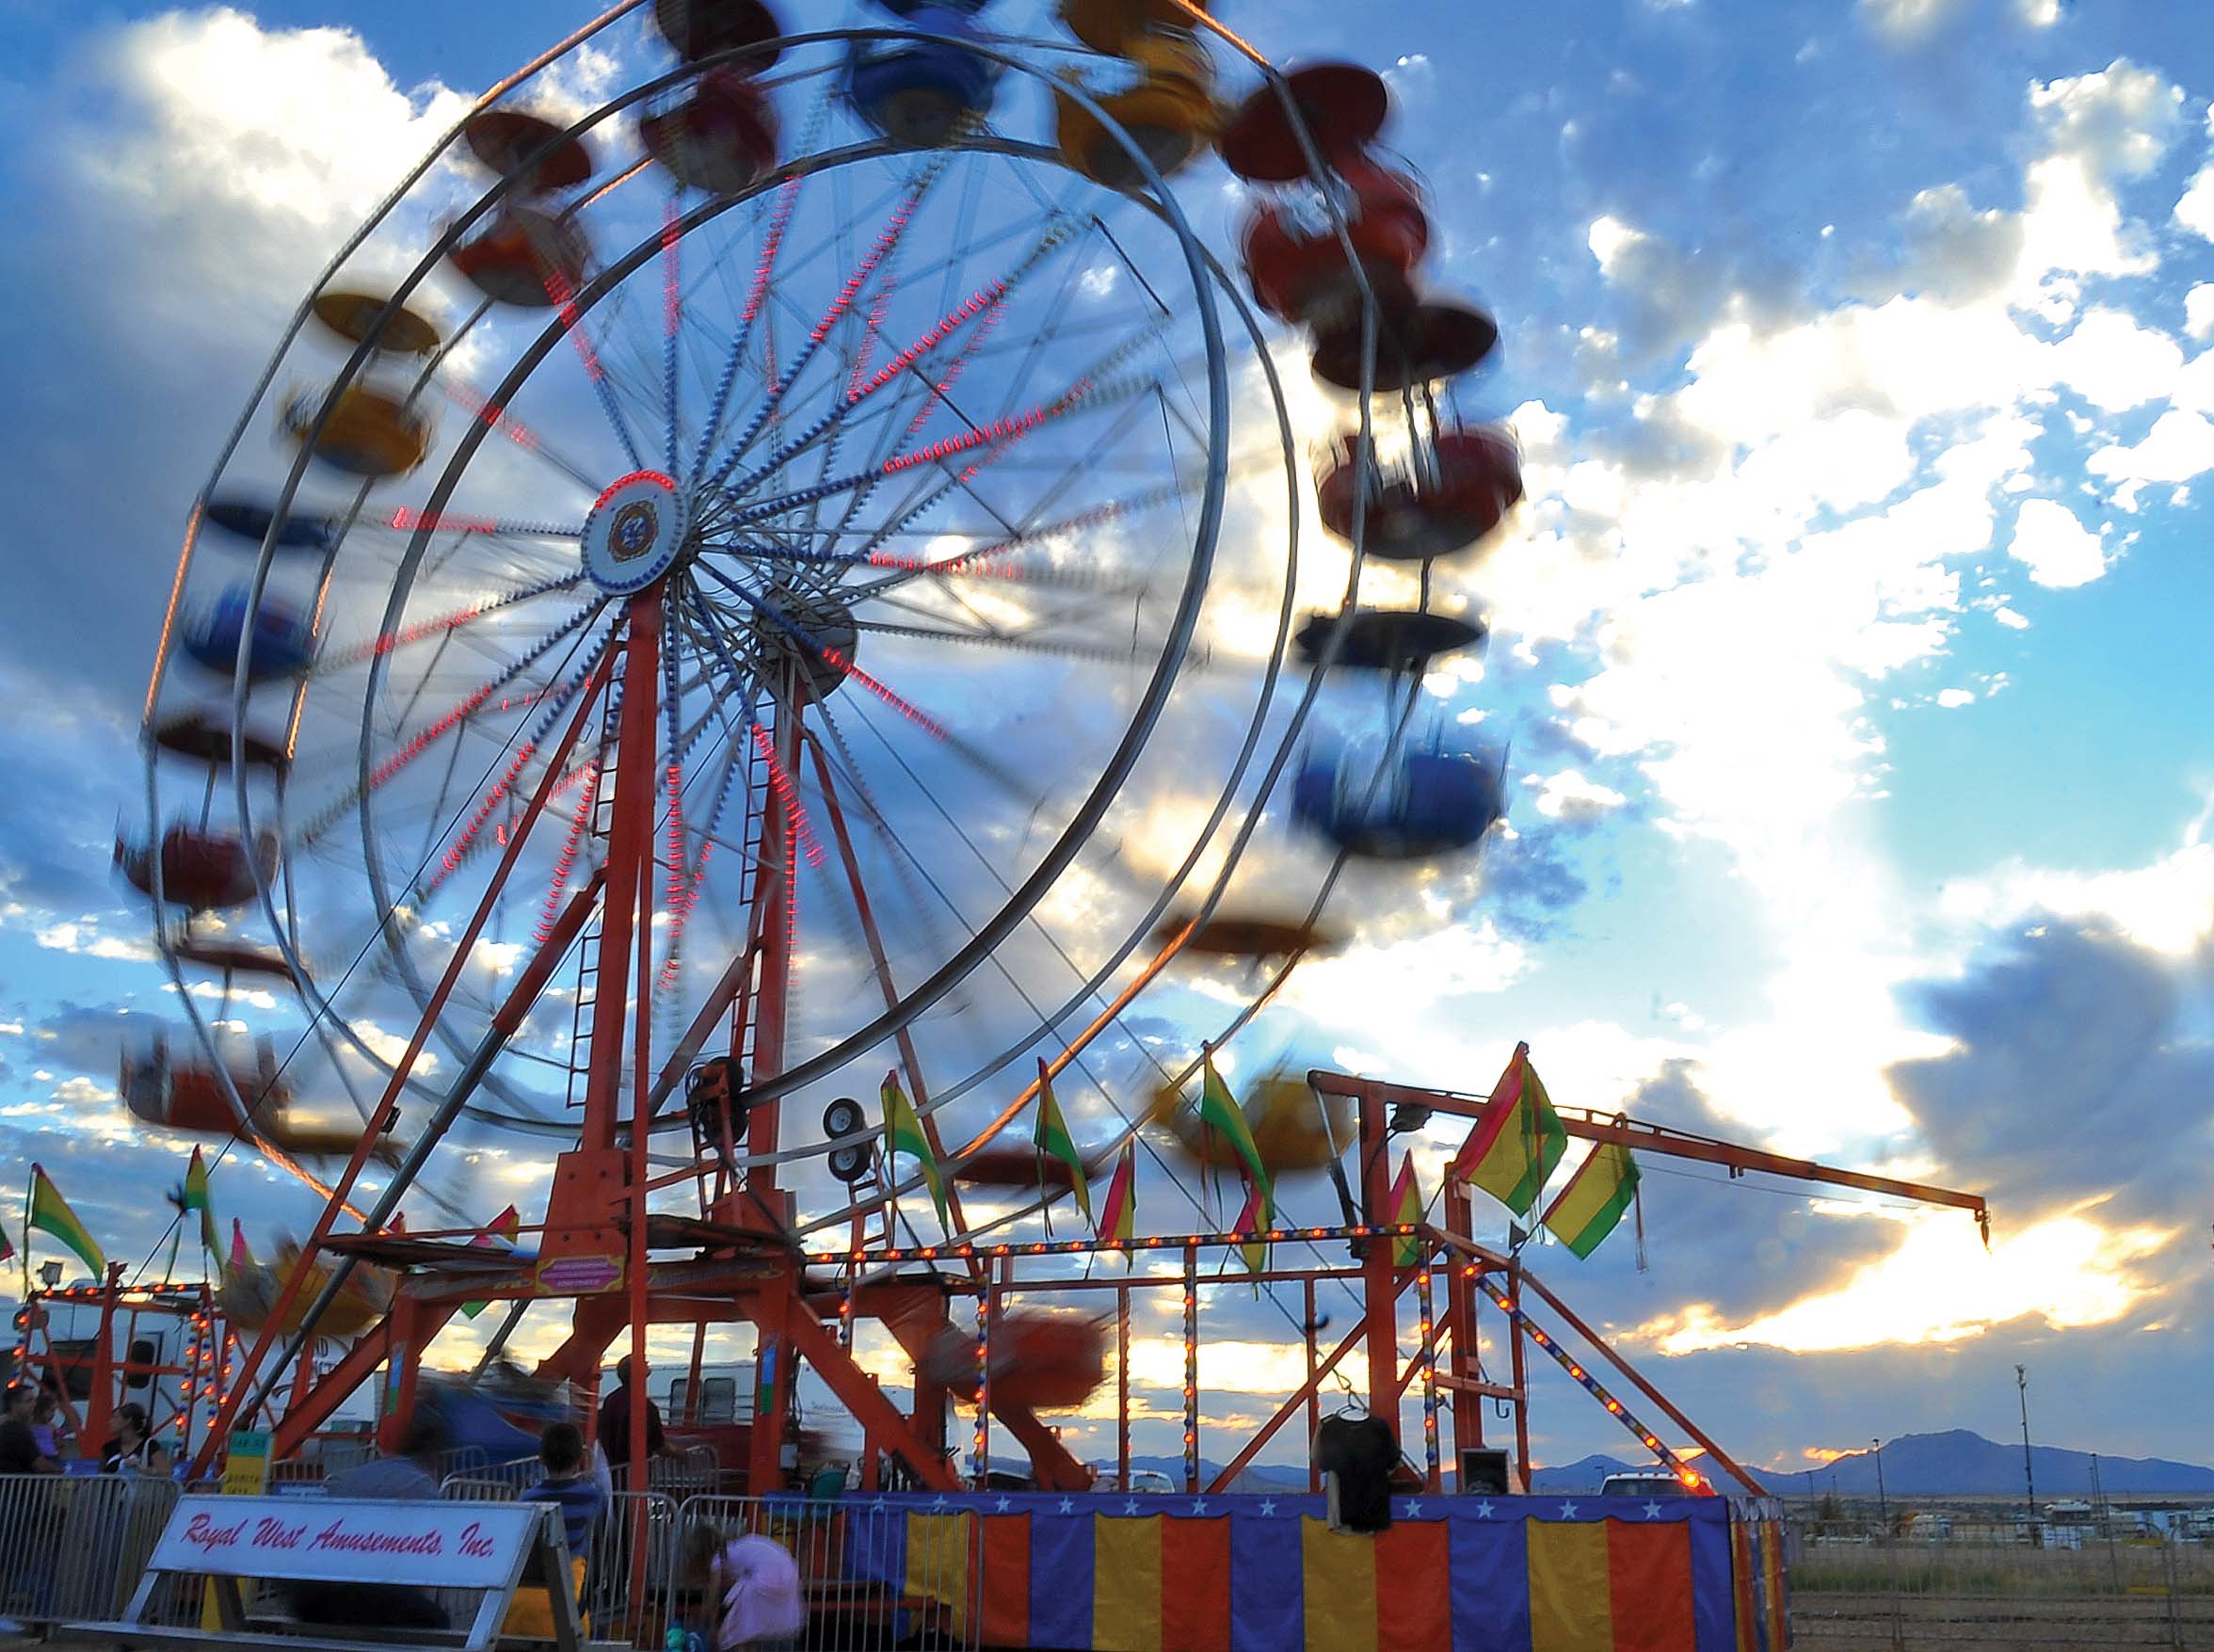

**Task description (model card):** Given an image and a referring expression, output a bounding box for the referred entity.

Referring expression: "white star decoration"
[1190,1498,1210,1516]
[995,1495,1012,1513]
[1258,1499,1277,1516]
[1402,1499,1423,1517]
[1472,1500,1495,1518]
[931,1494,951,1511]
[1560,1500,1580,1518]
[1123,1498,1141,1516]
[1644,1500,1664,1520]
[1058,1497,1075,1515]
[871,1497,888,1512]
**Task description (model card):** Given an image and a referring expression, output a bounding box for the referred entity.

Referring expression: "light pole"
[2016,1364,2037,1531]
[1872,1436,1888,1535]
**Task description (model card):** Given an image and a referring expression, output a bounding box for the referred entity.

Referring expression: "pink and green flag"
[1096,1142,1135,1256]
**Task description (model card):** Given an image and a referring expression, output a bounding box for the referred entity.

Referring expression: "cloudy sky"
[1,0,2211,1485]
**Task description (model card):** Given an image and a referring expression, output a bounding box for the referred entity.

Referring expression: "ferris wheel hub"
[582,469,688,597]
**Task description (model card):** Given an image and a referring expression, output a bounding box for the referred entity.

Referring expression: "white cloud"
[1934,687,1975,708]
[2087,409,2214,485]
[2046,307,2181,409]
[2005,499,2108,588]
[1937,826,2214,956]
[1643,1207,2173,1354]
[2185,283,2214,340]
[1993,606,2030,630]
[2016,0,2060,23]
[1587,215,1643,275]
[1858,0,1965,40]
[1532,769,1628,822]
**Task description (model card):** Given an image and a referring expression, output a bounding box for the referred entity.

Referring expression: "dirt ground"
[1794,1589,2214,1650]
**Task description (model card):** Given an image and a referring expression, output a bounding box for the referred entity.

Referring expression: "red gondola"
[448,202,591,309]
[113,826,276,912]
[1308,297,1499,393]
[463,108,595,192]
[1314,424,1523,561]
[921,1312,1109,1410]
[1242,158,1429,329]
[1217,61,1391,183]
[653,0,784,68]
[640,69,780,194]
[952,1147,1088,1194]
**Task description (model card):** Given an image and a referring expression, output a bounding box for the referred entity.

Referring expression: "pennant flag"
[230,1218,255,1274]
[28,1164,104,1279]
[881,1070,953,1234]
[1450,1043,1566,1217]
[1096,1142,1135,1256]
[1389,1150,1425,1266]
[182,1147,219,1256]
[1034,1059,1092,1225]
[1232,1177,1267,1288]
[1199,1051,1272,1221]
[0,1225,13,1265]
[460,1204,521,1320]
[1543,1136,1641,1259]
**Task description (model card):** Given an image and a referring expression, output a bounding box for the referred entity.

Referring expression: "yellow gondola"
[281,381,433,478]
[1053,27,1216,188]
[311,290,443,356]
[1146,1072,1353,1175]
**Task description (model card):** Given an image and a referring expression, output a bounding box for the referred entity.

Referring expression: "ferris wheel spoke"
[661,190,684,479]
[438,378,605,495]
[297,599,611,846]
[540,258,649,473]
[317,575,591,672]
[696,157,954,501]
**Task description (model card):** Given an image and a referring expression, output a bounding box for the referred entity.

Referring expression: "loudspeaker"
[1458,1448,1510,1494]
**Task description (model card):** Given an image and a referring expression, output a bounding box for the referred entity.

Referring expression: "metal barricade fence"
[677,1493,983,1652]
[441,1474,680,1648]
[0,1470,181,1628]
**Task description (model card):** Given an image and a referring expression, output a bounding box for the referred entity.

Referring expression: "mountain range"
[1121,1430,2214,1500]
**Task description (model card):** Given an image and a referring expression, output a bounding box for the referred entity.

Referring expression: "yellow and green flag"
[28,1164,104,1279]
[1034,1058,1092,1225]
[1389,1150,1426,1266]
[1543,1137,1641,1259]
[182,1147,219,1256]
[881,1069,952,1234]
[1199,1051,1272,1223]
[1450,1043,1565,1217]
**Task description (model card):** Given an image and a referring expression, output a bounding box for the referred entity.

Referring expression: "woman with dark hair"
[100,1403,168,1476]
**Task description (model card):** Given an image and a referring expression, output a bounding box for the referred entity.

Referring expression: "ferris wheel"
[127,0,1524,1451]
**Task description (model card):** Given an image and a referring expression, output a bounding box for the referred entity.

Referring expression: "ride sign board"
[151,1496,541,1591]
[537,1252,624,1294]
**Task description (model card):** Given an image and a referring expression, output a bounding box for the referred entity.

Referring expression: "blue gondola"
[846,5,999,147]
[1292,735,1507,860]
[179,585,316,682]
[202,495,337,553]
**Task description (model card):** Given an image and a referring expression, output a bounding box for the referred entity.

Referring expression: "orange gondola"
[921,1312,1109,1410]
[1053,25,1217,188]
[280,381,433,478]
[120,1029,399,1161]
[1147,1074,1354,1174]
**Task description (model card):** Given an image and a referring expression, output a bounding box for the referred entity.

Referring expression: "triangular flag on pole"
[1390,1150,1425,1266]
[1198,1050,1272,1223]
[880,1070,952,1235]
[182,1147,219,1257]
[1034,1059,1092,1226]
[1450,1043,1567,1217]
[1233,1176,1268,1291]
[1096,1142,1135,1259]
[1542,1136,1642,1260]
[28,1164,104,1278]
[460,1205,521,1320]
[230,1218,255,1274]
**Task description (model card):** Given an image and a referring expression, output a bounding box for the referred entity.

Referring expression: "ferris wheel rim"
[197,46,1247,1165]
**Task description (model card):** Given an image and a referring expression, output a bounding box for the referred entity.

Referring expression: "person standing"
[0,1385,57,1474]
[708,1526,804,1651]
[598,1355,680,1479]
[521,1420,606,1560]
[100,1403,169,1476]
[292,1417,450,1632]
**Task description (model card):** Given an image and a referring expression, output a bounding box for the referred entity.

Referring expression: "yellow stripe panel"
[1093,1515,1163,1652]
[1527,1518,1612,1652]
[906,1511,973,1641]
[1301,1516,1378,1652]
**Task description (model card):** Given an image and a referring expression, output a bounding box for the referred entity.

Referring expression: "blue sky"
[0,0,2211,1484]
